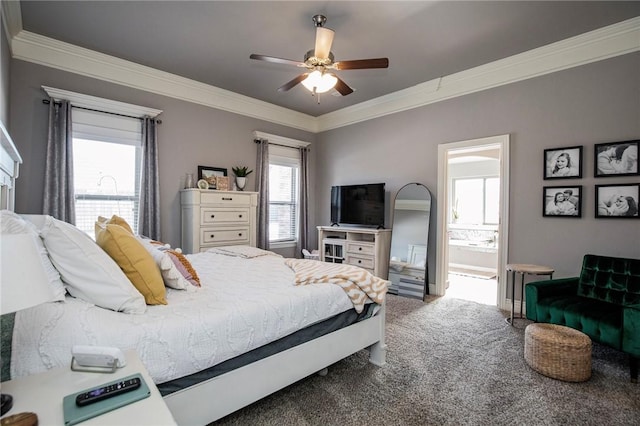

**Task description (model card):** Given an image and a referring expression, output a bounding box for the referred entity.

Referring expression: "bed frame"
[164,305,386,424]
[2,124,387,425]
[0,121,21,211]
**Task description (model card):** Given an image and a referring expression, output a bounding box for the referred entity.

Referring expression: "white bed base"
[164,303,387,425]
[0,121,22,211]
[2,121,386,425]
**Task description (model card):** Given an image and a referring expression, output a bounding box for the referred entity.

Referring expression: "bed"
[0,131,388,425]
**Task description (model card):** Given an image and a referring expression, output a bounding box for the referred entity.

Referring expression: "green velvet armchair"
[525,254,640,382]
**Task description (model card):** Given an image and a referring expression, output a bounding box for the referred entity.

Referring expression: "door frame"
[435,134,510,310]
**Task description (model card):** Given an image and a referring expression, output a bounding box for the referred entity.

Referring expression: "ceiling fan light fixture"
[301,70,337,94]
[314,27,335,60]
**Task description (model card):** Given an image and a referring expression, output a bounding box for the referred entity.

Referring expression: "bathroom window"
[452,177,499,225]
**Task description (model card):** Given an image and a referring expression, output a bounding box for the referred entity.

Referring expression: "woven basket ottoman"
[524,323,592,382]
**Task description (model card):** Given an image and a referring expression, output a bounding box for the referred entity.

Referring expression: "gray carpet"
[213,295,639,425]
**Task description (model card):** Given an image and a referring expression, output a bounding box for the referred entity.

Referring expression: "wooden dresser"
[180,189,258,254]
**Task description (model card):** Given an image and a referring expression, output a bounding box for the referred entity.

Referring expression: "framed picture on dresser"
[198,166,227,189]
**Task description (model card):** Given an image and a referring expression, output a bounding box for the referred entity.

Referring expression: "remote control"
[75,377,141,407]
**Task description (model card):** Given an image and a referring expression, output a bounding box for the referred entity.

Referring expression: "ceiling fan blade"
[335,58,389,70]
[277,74,308,92]
[334,76,354,96]
[314,27,335,59]
[250,54,304,67]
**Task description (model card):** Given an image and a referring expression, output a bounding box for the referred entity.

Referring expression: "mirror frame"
[389,182,432,300]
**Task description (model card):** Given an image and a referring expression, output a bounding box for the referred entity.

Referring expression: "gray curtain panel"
[43,99,76,223]
[255,139,269,249]
[296,147,309,258]
[138,117,161,240]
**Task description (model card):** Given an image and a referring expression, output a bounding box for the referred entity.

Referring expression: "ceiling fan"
[250,14,389,99]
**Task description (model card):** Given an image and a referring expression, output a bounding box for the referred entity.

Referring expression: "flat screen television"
[331,183,385,228]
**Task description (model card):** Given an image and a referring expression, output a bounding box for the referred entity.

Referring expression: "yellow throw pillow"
[95,223,167,305]
[96,215,134,234]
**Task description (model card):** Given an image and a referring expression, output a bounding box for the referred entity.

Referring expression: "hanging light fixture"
[301,70,337,94]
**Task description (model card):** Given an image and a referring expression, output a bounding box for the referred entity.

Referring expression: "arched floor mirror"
[388,183,432,299]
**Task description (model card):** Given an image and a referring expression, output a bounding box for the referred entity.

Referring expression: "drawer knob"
[358,247,362,251]
[358,260,362,264]
[239,214,243,218]
[222,197,233,201]
[238,233,243,237]
[210,234,215,238]
[210,214,215,218]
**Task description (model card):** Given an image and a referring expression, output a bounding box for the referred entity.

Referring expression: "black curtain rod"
[42,99,162,124]
[254,139,308,150]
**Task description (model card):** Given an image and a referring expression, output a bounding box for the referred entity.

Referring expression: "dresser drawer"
[201,228,250,245]
[346,242,374,256]
[200,192,252,206]
[201,208,249,225]
[346,254,375,270]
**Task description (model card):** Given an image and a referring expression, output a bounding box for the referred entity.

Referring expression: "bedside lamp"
[1,233,55,416]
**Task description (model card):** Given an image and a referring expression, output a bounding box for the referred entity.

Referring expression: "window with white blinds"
[72,108,142,237]
[268,146,300,244]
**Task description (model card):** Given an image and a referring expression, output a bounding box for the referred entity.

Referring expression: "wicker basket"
[524,323,592,382]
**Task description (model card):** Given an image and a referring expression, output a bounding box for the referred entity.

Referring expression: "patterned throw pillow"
[166,249,201,287]
[136,237,193,290]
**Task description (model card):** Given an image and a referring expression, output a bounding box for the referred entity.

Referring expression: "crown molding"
[11,30,318,132]
[8,16,639,134]
[317,16,640,131]
[1,0,22,48]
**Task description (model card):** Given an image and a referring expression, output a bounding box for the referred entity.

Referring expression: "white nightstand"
[0,350,176,425]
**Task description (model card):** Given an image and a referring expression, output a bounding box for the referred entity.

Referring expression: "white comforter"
[11,250,354,384]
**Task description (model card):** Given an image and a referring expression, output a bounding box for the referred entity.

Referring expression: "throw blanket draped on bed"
[285,259,389,313]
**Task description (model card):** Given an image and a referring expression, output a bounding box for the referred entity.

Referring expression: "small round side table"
[506,263,554,325]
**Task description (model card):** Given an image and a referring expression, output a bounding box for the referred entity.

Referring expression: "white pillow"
[25,215,147,314]
[0,210,66,302]
[136,236,192,291]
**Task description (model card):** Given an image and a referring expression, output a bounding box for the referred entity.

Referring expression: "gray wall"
[1,19,9,125]
[9,59,316,250]
[315,53,640,282]
[7,49,640,277]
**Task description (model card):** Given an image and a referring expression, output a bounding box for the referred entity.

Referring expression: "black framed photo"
[543,186,582,217]
[595,183,639,218]
[544,146,582,179]
[198,166,227,189]
[594,140,639,177]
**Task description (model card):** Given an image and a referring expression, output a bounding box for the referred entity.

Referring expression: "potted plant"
[232,166,253,191]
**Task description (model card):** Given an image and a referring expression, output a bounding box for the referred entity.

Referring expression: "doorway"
[435,135,510,310]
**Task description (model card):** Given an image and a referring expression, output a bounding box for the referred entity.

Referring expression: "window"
[452,177,499,225]
[268,148,299,245]
[72,109,142,236]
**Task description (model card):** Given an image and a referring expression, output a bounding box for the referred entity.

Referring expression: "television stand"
[317,226,391,279]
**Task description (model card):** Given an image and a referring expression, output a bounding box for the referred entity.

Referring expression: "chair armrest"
[525,277,579,321]
[623,304,640,358]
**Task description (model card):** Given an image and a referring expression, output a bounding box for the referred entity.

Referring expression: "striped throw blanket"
[285,259,389,313]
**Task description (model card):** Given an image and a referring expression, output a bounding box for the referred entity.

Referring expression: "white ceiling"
[11,1,640,118]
